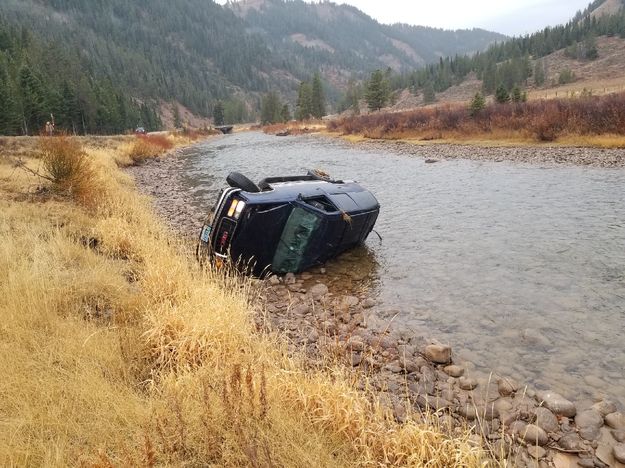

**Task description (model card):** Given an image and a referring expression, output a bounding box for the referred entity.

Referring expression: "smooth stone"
[362,298,376,309]
[614,443,625,464]
[399,357,419,373]
[416,394,451,411]
[424,344,452,364]
[291,304,310,316]
[443,364,464,377]
[527,445,546,459]
[579,425,601,441]
[347,336,365,351]
[268,275,280,285]
[558,433,584,451]
[552,453,578,468]
[459,376,478,391]
[534,407,560,433]
[340,295,359,308]
[520,424,549,446]
[458,403,478,420]
[613,430,625,443]
[309,283,329,299]
[494,398,513,414]
[284,272,296,284]
[575,409,604,431]
[536,391,577,417]
[593,400,618,417]
[606,412,625,430]
[306,329,319,343]
[508,420,527,437]
[498,377,519,396]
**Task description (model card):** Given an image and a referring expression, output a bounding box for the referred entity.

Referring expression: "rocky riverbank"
[334,136,625,168]
[128,143,625,468]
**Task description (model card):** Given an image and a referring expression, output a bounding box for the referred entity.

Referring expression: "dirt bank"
[128,140,625,468]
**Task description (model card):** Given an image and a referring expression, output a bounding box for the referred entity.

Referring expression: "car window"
[272,207,321,273]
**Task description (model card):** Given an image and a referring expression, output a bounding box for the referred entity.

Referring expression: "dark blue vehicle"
[197,171,380,276]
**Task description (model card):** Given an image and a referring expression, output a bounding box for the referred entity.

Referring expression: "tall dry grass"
[328,92,625,145]
[0,136,490,466]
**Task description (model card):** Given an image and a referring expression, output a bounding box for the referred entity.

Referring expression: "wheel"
[226,172,260,192]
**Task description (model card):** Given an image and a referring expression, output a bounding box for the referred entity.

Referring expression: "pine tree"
[280,104,291,122]
[213,101,225,126]
[295,82,313,121]
[19,65,48,135]
[422,82,436,104]
[469,92,486,116]
[260,92,282,124]
[311,72,325,119]
[495,84,510,104]
[511,86,522,103]
[534,60,546,87]
[365,69,390,111]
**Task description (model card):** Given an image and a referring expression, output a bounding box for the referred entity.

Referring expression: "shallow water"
[180,132,625,405]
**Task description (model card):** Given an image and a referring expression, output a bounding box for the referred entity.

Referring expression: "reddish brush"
[328,92,625,142]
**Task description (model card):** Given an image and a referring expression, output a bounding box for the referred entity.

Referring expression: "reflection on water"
[181,132,625,405]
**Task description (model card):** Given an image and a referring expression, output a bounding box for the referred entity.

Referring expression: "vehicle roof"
[240,180,379,213]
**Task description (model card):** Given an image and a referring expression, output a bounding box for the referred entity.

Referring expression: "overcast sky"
[221,0,594,36]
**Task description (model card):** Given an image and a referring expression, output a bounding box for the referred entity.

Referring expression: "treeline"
[0,21,160,136]
[391,7,625,100]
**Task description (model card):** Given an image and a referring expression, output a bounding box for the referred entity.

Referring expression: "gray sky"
[221,0,594,36]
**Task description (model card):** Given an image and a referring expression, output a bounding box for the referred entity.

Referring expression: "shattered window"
[272,207,321,273]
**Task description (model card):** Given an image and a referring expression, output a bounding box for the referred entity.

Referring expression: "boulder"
[536,391,576,417]
[424,344,452,364]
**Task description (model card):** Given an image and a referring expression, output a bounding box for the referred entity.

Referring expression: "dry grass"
[0,136,491,467]
[328,92,625,147]
[263,121,326,136]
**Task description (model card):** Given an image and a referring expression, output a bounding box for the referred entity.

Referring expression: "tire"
[226,172,260,193]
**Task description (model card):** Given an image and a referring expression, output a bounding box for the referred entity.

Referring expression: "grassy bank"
[0,135,486,466]
[328,92,625,148]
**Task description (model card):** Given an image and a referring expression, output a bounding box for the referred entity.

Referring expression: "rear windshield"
[272,207,321,273]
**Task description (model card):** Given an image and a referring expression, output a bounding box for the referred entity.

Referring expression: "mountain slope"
[0,0,505,124]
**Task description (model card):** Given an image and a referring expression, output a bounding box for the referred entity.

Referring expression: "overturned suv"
[197,171,380,276]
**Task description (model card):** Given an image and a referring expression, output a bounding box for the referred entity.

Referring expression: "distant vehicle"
[135,127,147,134]
[197,171,380,276]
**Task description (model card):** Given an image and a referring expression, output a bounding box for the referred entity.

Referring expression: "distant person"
[45,121,54,136]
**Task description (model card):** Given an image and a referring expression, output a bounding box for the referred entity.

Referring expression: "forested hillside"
[0,0,504,134]
[386,0,625,104]
[0,20,161,136]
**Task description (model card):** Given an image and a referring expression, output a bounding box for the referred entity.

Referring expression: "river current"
[179,132,625,405]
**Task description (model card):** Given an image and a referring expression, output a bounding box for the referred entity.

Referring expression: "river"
[178,132,625,406]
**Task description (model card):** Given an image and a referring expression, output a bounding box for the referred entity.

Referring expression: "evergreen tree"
[295,82,313,120]
[495,84,510,104]
[280,104,291,122]
[311,72,325,119]
[19,65,48,135]
[511,85,522,103]
[213,101,224,126]
[469,92,486,116]
[534,60,546,87]
[365,69,390,111]
[260,92,282,124]
[422,82,436,104]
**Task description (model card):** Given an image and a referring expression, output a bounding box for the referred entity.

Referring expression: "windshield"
[272,207,321,273]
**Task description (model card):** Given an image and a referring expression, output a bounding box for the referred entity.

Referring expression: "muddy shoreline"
[127,140,625,467]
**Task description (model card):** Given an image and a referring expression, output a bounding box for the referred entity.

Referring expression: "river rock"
[498,377,519,396]
[291,304,310,316]
[268,275,280,286]
[340,295,360,308]
[458,403,478,420]
[361,298,376,309]
[519,424,549,446]
[306,329,319,343]
[309,283,329,300]
[424,344,452,364]
[615,443,625,464]
[459,376,478,390]
[533,407,560,433]
[592,400,617,417]
[443,364,464,377]
[399,356,419,373]
[605,412,625,430]
[613,430,625,443]
[527,445,546,459]
[347,336,365,351]
[284,272,296,284]
[536,391,576,417]
[350,353,362,366]
[575,409,604,440]
[416,394,451,411]
[558,433,584,451]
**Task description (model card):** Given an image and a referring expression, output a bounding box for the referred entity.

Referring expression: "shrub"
[39,136,99,206]
[126,134,173,164]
